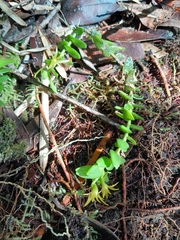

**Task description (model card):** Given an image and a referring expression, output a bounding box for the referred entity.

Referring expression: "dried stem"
[36,88,71,183]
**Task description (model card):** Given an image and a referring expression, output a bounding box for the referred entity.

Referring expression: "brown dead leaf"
[165,0,180,11]
[142,42,167,58]
[3,24,33,43]
[126,2,174,29]
[30,36,44,68]
[159,11,180,28]
[104,28,173,42]
[0,0,27,26]
[85,40,144,62]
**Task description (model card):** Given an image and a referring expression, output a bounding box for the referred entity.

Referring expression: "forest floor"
[0,1,180,239]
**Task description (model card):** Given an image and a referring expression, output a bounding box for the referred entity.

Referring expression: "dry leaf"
[0,0,27,26]
[159,11,180,28]
[61,0,122,25]
[104,28,173,42]
[126,3,174,29]
[142,42,167,58]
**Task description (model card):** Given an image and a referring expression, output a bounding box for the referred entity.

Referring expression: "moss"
[0,118,26,163]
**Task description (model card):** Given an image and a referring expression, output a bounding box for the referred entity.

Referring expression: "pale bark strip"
[39,66,49,171]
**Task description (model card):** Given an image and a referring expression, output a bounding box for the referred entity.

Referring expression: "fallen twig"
[150,53,171,97]
[36,89,71,183]
[21,3,61,48]
[127,206,180,213]
[26,76,120,128]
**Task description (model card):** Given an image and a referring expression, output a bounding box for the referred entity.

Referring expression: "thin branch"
[150,53,171,97]
[36,88,71,183]
[21,3,61,48]
[127,206,180,213]
[26,76,120,128]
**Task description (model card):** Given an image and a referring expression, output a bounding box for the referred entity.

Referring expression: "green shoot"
[35,27,87,92]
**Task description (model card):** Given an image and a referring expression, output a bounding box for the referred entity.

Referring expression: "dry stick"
[54,92,120,128]
[86,130,113,166]
[29,78,120,128]
[77,130,113,186]
[168,177,180,197]
[150,54,171,97]
[127,206,180,213]
[36,90,82,212]
[164,213,180,232]
[21,3,61,48]
[36,89,71,183]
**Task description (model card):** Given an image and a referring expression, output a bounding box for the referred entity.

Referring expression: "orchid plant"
[33,27,144,206]
[76,57,144,206]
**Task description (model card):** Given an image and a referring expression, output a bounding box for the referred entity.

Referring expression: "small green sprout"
[88,29,125,59]
[35,27,87,92]
[58,26,87,59]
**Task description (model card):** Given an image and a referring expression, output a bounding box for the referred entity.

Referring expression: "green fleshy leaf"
[64,45,80,59]
[122,57,133,74]
[132,112,144,120]
[114,106,123,111]
[49,68,58,78]
[73,26,84,35]
[118,90,132,100]
[133,103,144,108]
[101,41,122,57]
[66,35,87,49]
[0,68,12,74]
[130,124,144,131]
[97,156,113,170]
[124,103,133,110]
[115,139,129,152]
[0,75,9,83]
[116,52,125,61]
[75,166,92,178]
[124,84,136,92]
[110,150,125,169]
[123,109,135,120]
[115,111,124,120]
[0,58,16,68]
[49,79,57,93]
[119,125,132,134]
[41,69,48,80]
[76,165,103,179]
[86,165,104,179]
[133,94,143,100]
[92,35,103,50]
[127,135,137,145]
[72,38,87,49]
[58,40,68,51]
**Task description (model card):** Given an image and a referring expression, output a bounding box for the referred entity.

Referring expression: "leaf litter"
[0,0,180,239]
